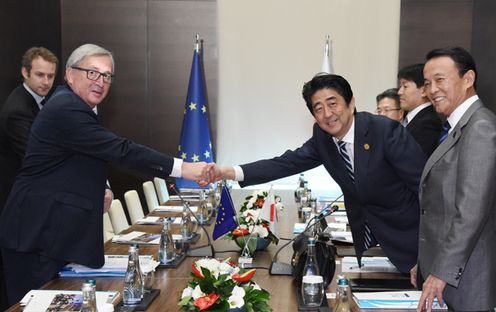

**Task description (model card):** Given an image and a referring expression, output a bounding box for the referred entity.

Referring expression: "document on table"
[59,255,159,277]
[21,289,120,312]
[353,291,447,309]
[333,216,348,224]
[169,194,200,200]
[137,216,170,225]
[330,231,353,244]
[112,231,160,245]
[341,256,400,273]
[154,205,198,213]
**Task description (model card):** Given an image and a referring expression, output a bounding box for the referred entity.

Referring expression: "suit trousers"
[1,248,66,306]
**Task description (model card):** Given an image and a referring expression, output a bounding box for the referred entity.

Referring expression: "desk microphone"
[170,184,215,257]
[269,194,343,275]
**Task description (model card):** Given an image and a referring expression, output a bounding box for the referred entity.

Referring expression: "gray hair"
[65,43,114,72]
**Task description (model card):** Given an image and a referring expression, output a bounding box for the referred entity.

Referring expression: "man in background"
[0,47,58,310]
[0,44,210,305]
[414,47,496,311]
[376,88,404,123]
[0,47,58,212]
[398,63,442,156]
[209,74,426,275]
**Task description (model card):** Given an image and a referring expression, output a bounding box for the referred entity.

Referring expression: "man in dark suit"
[398,64,442,156]
[0,43,210,305]
[209,74,427,274]
[0,47,58,310]
[0,47,58,212]
[413,47,496,311]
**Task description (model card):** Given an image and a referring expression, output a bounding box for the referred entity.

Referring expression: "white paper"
[112,231,160,245]
[21,290,119,312]
[154,205,198,213]
[136,216,162,224]
[333,216,349,224]
[327,222,347,230]
[169,194,200,200]
[63,255,158,274]
[341,256,399,273]
[353,291,447,309]
[330,231,353,243]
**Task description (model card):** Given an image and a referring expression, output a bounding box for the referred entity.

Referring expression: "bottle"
[197,190,209,224]
[123,245,143,305]
[158,218,176,264]
[86,279,97,311]
[81,282,97,312]
[302,237,320,277]
[295,174,305,203]
[180,202,193,239]
[334,277,352,312]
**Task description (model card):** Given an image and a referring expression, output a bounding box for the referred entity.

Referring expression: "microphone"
[269,194,343,275]
[169,184,215,257]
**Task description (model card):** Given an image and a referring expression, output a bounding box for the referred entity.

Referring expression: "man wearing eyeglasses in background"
[0,44,211,305]
[376,88,405,123]
[398,64,442,156]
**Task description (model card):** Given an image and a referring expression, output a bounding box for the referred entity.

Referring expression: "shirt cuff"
[171,158,183,178]
[233,165,244,181]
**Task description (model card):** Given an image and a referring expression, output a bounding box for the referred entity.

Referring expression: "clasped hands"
[181,162,231,187]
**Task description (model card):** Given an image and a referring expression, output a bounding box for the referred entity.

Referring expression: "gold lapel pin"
[363,143,370,150]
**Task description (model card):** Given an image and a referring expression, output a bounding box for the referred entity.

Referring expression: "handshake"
[181,162,236,187]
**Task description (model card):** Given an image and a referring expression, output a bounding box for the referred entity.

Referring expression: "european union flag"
[213,186,238,240]
[176,36,214,189]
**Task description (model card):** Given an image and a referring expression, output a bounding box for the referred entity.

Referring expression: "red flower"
[232,268,257,283]
[194,292,220,310]
[255,198,265,208]
[192,263,204,279]
[232,228,250,237]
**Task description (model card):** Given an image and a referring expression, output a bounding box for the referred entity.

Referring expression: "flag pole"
[195,33,200,53]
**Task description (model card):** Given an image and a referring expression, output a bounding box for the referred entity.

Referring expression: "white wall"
[217,0,400,196]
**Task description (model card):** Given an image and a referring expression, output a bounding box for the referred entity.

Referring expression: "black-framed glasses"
[376,108,401,114]
[71,66,114,84]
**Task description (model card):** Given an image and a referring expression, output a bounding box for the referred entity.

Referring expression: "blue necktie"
[337,140,354,181]
[337,140,376,250]
[438,121,451,143]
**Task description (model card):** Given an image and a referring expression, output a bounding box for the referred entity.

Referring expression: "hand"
[410,264,417,288]
[103,189,114,213]
[417,274,446,312]
[181,161,213,187]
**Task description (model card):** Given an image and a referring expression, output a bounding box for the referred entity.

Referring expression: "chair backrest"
[143,181,159,212]
[108,199,129,234]
[153,177,170,204]
[124,190,145,224]
[103,212,115,242]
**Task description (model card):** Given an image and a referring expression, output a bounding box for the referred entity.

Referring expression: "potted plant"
[179,258,272,311]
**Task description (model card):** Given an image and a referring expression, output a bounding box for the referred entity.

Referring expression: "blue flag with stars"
[213,186,238,240]
[176,41,214,189]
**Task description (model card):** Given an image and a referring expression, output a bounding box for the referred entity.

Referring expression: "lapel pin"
[363,143,370,151]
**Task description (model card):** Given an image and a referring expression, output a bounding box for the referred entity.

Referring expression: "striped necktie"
[337,140,376,251]
[337,140,354,181]
[438,121,451,143]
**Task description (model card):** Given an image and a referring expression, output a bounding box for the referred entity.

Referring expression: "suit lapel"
[421,101,483,182]
[354,113,371,187]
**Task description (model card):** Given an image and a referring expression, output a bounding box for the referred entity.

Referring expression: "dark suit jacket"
[406,104,442,156]
[0,85,174,268]
[0,85,40,211]
[419,100,496,310]
[240,112,427,273]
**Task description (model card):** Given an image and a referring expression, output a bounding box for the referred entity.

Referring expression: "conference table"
[6,189,423,312]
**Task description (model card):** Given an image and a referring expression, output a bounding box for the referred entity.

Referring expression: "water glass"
[301,275,324,307]
[143,270,155,293]
[301,207,312,223]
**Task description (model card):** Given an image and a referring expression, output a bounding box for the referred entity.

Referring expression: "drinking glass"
[301,275,324,307]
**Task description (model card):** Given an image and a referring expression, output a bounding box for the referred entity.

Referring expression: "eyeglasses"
[376,108,401,114]
[71,66,114,84]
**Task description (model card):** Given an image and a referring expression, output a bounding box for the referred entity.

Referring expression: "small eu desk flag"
[176,35,214,189]
[213,186,238,240]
